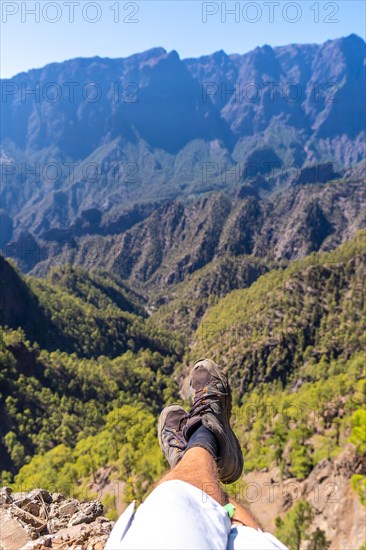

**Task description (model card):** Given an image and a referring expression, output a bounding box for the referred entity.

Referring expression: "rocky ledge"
[0,487,114,549]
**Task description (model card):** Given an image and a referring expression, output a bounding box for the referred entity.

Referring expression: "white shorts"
[105,480,288,550]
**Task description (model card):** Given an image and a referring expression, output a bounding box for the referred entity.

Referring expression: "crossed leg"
[158,447,261,530]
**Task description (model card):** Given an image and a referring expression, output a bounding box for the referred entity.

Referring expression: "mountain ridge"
[1,34,365,262]
[27,176,365,292]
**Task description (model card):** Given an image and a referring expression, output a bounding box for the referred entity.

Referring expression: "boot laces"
[164,427,186,450]
[179,388,223,429]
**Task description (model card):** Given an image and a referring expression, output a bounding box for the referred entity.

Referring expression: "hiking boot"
[183,358,243,484]
[158,405,187,468]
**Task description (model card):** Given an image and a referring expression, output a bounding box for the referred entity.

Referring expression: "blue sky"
[1,0,365,77]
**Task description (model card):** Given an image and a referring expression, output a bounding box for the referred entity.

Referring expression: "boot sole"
[157,404,185,468]
[192,359,244,484]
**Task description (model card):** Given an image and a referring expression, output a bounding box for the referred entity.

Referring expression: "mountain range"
[1,34,365,272]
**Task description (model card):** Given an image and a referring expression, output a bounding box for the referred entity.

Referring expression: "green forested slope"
[148,254,277,342]
[0,259,180,358]
[191,231,365,396]
[0,231,365,531]
[0,259,180,481]
[0,329,179,475]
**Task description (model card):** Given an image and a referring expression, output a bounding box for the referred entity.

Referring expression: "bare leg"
[158,447,227,505]
[157,447,261,529]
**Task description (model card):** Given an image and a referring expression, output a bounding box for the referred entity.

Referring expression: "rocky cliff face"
[0,487,113,550]
[245,446,366,549]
